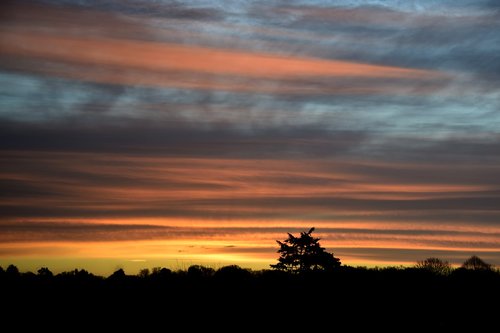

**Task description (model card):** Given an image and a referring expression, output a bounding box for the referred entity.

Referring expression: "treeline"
[1,255,498,282]
[1,259,499,329]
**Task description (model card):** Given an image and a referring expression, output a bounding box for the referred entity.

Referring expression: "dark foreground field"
[2,265,499,330]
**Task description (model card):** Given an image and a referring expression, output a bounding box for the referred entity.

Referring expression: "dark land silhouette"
[1,230,499,330]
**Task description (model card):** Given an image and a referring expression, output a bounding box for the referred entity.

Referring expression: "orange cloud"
[0,30,448,96]
[0,1,449,96]
[1,224,499,275]
[1,30,440,80]
[1,151,497,219]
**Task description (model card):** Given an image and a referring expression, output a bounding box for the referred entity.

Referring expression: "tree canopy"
[462,255,492,271]
[271,227,341,273]
[415,257,452,275]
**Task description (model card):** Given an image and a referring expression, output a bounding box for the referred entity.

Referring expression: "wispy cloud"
[1,152,499,225]
[0,34,447,98]
[1,221,499,267]
[0,1,450,100]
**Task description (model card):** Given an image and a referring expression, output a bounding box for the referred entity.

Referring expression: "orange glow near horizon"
[2,231,499,276]
[2,213,500,275]
[2,151,500,274]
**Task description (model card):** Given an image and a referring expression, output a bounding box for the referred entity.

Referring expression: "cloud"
[1,221,499,250]
[1,222,499,267]
[0,32,446,97]
[255,3,500,89]
[33,0,223,21]
[0,221,173,242]
[0,1,451,102]
[1,151,499,227]
[0,120,368,156]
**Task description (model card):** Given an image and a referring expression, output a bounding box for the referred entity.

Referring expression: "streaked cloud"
[0,1,451,100]
[1,151,499,228]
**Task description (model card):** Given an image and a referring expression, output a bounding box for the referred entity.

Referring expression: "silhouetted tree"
[108,268,126,280]
[138,268,150,278]
[214,265,251,281]
[415,257,452,275]
[150,267,171,281]
[158,267,172,276]
[56,269,96,283]
[37,267,53,278]
[271,227,341,273]
[6,264,20,277]
[462,255,492,271]
[151,267,163,275]
[188,265,215,279]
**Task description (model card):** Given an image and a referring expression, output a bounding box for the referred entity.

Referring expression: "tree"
[271,227,341,273]
[5,264,20,277]
[37,267,53,278]
[150,267,172,281]
[415,257,452,275]
[187,265,215,279]
[462,255,492,271]
[138,268,150,278]
[108,268,126,280]
[151,267,165,275]
[214,265,251,281]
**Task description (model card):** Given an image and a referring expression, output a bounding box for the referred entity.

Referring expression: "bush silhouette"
[462,255,492,271]
[151,267,172,278]
[271,227,341,273]
[108,268,126,280]
[187,265,215,279]
[214,265,251,281]
[415,257,452,275]
[37,267,53,278]
[6,264,20,277]
[138,268,150,278]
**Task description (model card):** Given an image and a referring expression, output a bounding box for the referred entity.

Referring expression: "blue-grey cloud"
[35,0,223,20]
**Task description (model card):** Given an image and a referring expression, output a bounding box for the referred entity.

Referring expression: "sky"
[1,0,500,275]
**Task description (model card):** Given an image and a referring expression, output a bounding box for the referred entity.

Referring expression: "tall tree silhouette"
[462,255,492,271]
[271,228,341,273]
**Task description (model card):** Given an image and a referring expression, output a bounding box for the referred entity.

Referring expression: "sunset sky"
[1,0,500,275]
